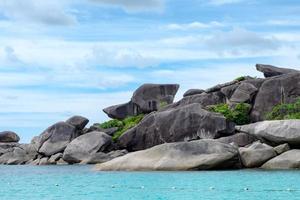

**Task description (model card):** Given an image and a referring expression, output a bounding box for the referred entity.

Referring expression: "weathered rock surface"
[216,133,257,147]
[0,147,35,165]
[119,103,235,151]
[183,89,205,97]
[103,101,140,120]
[239,142,276,168]
[261,150,300,169]
[256,64,299,78]
[251,73,300,121]
[63,131,112,163]
[236,120,300,145]
[229,82,258,103]
[81,150,128,164]
[0,131,20,143]
[66,116,89,130]
[48,153,63,164]
[38,122,77,156]
[95,140,239,171]
[274,143,290,155]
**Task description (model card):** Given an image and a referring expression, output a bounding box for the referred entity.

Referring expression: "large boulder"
[118,103,235,151]
[81,150,128,164]
[250,73,300,121]
[37,122,77,156]
[103,84,179,119]
[0,131,20,143]
[63,131,112,163]
[66,115,89,130]
[183,89,205,97]
[236,120,300,145]
[229,82,258,103]
[239,141,276,168]
[216,132,257,147]
[256,64,299,78]
[95,140,239,171]
[261,150,300,169]
[0,146,35,165]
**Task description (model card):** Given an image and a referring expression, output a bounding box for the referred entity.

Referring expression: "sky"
[0,0,300,143]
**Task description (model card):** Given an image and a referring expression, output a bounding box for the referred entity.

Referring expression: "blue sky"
[0,0,300,143]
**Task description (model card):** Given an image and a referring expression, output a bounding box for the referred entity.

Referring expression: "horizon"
[0,0,300,143]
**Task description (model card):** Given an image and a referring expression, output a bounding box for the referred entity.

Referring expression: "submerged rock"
[239,142,276,168]
[119,103,235,151]
[261,150,300,169]
[95,140,239,171]
[0,131,20,143]
[236,120,300,145]
[63,131,112,163]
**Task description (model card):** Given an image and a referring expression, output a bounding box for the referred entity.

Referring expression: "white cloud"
[166,21,224,30]
[89,0,164,12]
[0,0,76,25]
[267,20,300,26]
[208,0,244,6]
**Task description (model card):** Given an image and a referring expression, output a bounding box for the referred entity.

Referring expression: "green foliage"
[235,76,246,82]
[266,98,300,120]
[208,103,251,125]
[99,114,144,141]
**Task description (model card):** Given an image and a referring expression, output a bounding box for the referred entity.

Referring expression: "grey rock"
[103,101,140,120]
[236,120,300,145]
[118,103,235,151]
[95,140,239,171]
[221,84,239,100]
[48,153,63,164]
[239,141,276,168]
[0,131,20,143]
[183,89,205,97]
[0,147,33,165]
[39,157,50,165]
[229,82,258,103]
[38,122,77,156]
[256,64,299,78]
[251,73,300,121]
[261,150,300,169]
[205,80,239,93]
[63,131,112,163]
[81,150,128,164]
[274,143,290,155]
[216,133,257,147]
[56,158,68,165]
[66,115,89,130]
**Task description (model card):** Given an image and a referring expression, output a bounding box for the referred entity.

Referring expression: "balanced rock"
[38,122,77,156]
[236,120,300,145]
[95,140,239,171]
[119,103,235,151]
[261,150,300,169]
[256,64,299,78]
[0,131,20,143]
[66,115,89,130]
[239,141,276,168]
[103,84,179,119]
[63,131,112,163]
[251,73,300,121]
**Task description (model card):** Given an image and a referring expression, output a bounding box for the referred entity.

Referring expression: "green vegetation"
[208,103,251,125]
[100,114,144,141]
[235,76,246,82]
[266,98,300,120]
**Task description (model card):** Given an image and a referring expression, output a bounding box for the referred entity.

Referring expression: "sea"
[0,165,299,200]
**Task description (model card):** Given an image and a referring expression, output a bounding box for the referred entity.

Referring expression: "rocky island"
[0,64,299,170]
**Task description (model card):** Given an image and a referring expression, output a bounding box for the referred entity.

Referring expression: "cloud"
[267,20,300,26]
[0,0,76,25]
[166,21,225,30]
[89,0,163,12]
[208,0,245,6]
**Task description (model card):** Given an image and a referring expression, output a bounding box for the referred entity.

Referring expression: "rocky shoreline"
[1,64,300,170]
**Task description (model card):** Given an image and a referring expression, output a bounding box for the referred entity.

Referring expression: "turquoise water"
[0,165,299,200]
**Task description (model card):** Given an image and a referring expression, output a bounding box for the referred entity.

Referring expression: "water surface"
[0,165,299,200]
